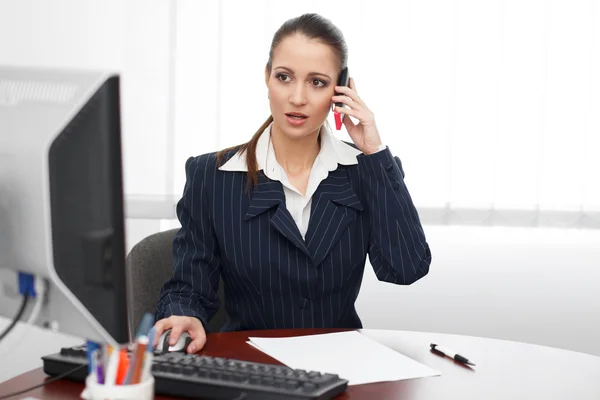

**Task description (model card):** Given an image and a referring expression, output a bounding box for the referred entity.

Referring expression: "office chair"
[126,228,228,340]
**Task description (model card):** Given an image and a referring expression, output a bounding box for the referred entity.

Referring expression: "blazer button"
[392,182,400,190]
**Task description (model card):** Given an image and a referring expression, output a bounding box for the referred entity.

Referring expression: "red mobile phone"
[333,67,350,130]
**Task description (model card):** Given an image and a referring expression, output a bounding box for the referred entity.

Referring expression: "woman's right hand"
[153,316,207,354]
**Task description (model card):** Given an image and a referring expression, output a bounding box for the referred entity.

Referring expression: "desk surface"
[1,328,599,399]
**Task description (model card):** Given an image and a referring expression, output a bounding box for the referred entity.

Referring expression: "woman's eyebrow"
[274,66,332,80]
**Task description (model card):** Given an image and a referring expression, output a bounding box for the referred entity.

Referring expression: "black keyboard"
[42,345,349,400]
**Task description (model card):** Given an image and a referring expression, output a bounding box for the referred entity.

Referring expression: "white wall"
[0,318,81,384]
[357,226,600,356]
[0,0,174,200]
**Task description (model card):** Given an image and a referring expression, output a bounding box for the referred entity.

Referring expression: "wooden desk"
[1,328,600,399]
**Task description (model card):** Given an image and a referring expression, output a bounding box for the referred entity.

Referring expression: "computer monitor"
[0,66,129,345]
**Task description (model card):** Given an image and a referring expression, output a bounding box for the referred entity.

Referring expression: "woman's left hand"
[332,77,383,155]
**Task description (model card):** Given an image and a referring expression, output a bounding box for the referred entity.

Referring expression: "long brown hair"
[216,13,348,190]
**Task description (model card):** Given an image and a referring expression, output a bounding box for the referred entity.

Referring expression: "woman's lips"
[285,113,308,126]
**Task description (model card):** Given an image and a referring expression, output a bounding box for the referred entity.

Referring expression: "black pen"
[430,343,476,366]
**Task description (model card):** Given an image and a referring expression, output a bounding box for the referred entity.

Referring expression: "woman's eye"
[312,79,326,88]
[277,74,290,82]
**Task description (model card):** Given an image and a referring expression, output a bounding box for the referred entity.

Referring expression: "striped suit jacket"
[155,146,432,331]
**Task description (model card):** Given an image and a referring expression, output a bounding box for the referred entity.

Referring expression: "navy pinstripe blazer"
[155,146,432,332]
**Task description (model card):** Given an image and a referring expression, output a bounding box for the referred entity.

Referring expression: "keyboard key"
[274,377,286,388]
[319,373,339,383]
[151,364,161,372]
[262,376,275,386]
[303,382,318,392]
[221,372,233,381]
[233,372,246,382]
[285,380,299,390]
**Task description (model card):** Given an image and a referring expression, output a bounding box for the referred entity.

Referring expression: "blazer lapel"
[304,167,364,267]
[244,173,311,259]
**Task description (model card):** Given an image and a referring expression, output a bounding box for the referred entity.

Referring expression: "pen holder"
[80,374,155,400]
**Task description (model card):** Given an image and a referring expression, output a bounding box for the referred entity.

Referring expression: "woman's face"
[265,33,339,140]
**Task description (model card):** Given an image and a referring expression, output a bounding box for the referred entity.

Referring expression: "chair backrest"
[126,228,227,339]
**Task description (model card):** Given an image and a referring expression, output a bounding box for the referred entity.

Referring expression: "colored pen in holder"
[81,344,155,400]
[81,313,156,400]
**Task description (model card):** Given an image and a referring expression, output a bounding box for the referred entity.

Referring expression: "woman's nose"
[289,83,307,106]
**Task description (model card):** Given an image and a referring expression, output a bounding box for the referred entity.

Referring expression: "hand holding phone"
[330,72,383,154]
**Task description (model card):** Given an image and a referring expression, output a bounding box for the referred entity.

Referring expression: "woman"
[153,13,431,353]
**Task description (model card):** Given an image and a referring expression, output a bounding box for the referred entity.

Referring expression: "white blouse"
[219,123,385,238]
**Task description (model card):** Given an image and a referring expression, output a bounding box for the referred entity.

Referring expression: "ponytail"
[216,115,274,191]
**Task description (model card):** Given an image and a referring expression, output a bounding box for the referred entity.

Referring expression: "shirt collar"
[218,122,361,173]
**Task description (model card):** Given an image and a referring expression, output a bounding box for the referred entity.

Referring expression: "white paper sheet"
[247,331,440,386]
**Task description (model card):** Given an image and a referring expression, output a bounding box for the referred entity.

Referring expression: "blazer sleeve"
[155,156,222,327]
[357,147,432,284]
